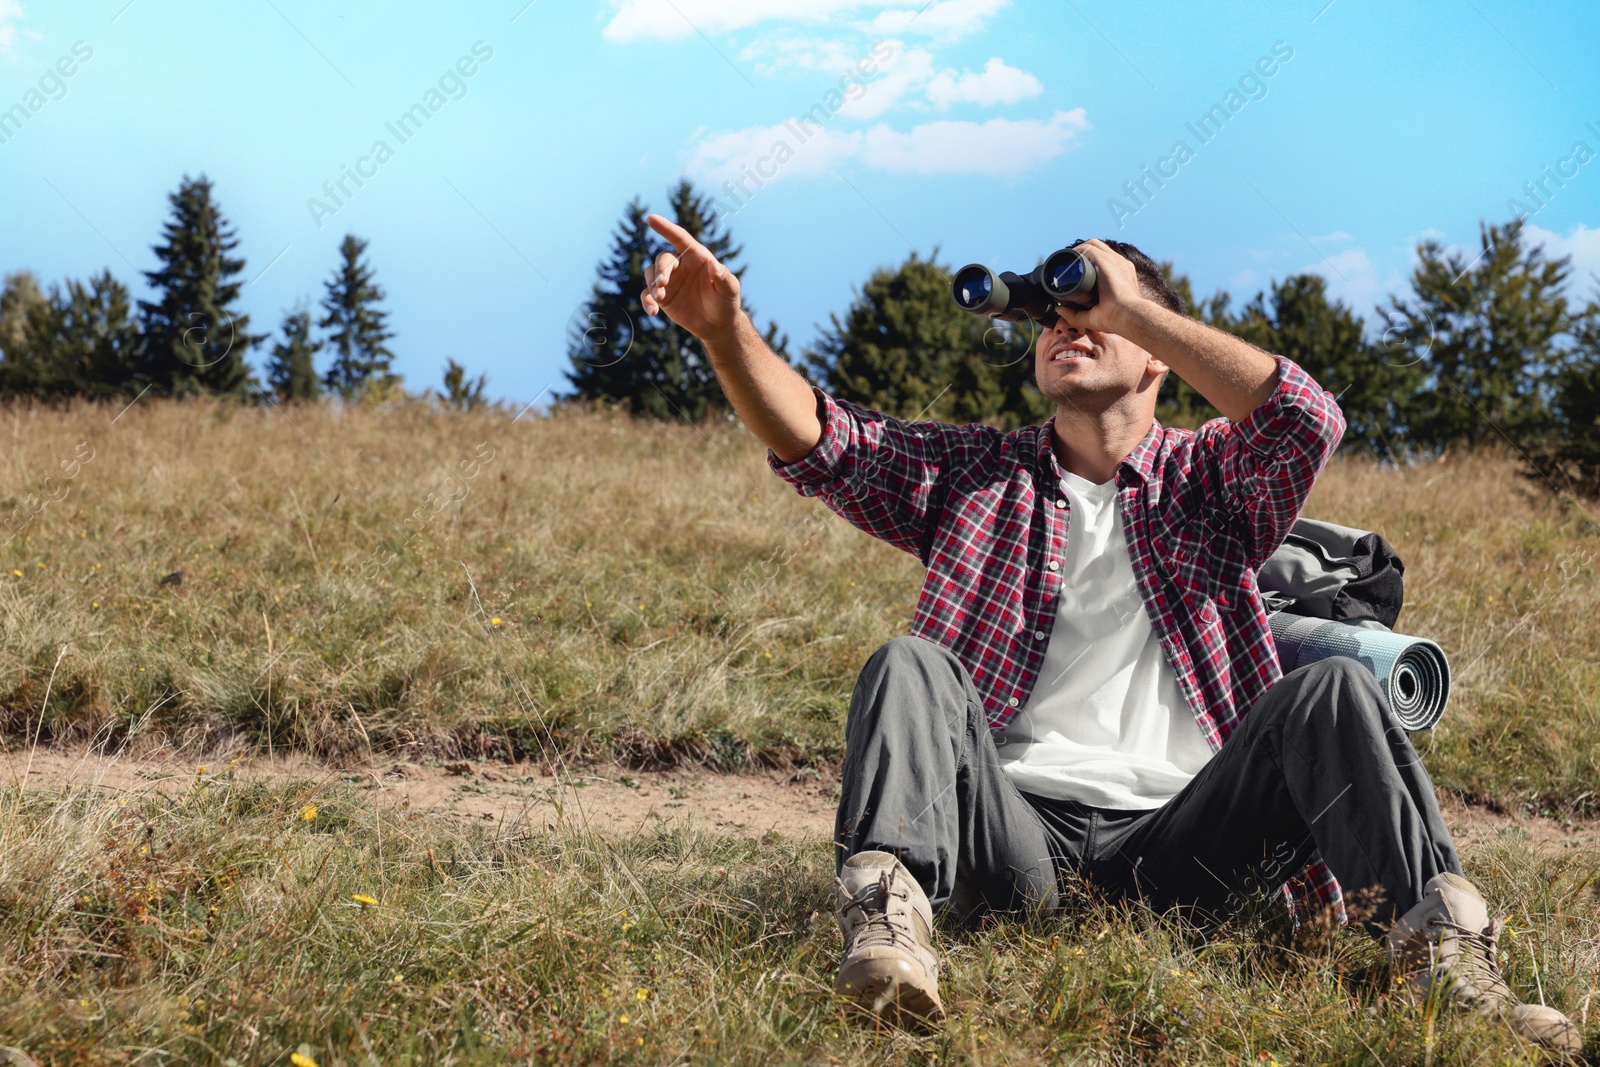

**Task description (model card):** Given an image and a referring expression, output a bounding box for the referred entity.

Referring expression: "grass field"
[1,398,1596,812]
[0,772,1594,1066]
[0,397,1597,1064]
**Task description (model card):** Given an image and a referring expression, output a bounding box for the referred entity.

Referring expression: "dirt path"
[1,747,841,838]
[5,747,1598,858]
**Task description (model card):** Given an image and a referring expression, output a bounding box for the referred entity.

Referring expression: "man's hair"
[1077,239,1185,316]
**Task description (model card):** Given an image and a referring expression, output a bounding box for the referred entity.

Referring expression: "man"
[637,216,1581,1056]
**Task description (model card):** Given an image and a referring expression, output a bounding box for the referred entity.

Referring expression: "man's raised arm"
[640,214,821,463]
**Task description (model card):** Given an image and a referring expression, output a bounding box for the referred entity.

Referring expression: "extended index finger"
[647,213,701,254]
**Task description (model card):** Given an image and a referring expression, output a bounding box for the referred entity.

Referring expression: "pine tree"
[1232,275,1413,455]
[320,235,396,399]
[1528,294,1600,497]
[1154,263,1230,428]
[565,199,655,412]
[54,271,141,398]
[0,270,46,362]
[441,358,488,411]
[0,270,61,397]
[266,307,323,402]
[805,251,1046,429]
[0,271,52,396]
[564,180,787,421]
[137,175,260,396]
[0,270,138,398]
[1384,220,1571,449]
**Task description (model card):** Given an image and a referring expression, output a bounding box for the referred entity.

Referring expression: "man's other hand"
[640,214,743,343]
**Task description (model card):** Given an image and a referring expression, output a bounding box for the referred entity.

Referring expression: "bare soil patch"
[2,747,841,838]
[5,747,1597,858]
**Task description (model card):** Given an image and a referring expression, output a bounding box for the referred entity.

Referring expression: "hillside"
[1,398,1596,814]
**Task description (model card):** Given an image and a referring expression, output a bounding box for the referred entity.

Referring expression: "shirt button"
[1047,560,1060,571]
[1033,630,1045,640]
[1055,498,1067,509]
[1007,697,1020,707]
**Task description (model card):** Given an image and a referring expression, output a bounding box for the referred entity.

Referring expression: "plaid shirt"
[769,353,1349,920]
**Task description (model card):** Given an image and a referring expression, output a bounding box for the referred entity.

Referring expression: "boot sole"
[835,963,945,1028]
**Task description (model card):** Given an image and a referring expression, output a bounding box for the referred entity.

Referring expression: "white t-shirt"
[994,470,1215,809]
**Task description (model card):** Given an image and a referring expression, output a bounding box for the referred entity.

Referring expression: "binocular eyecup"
[951,246,1098,327]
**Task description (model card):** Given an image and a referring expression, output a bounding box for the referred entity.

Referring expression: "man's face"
[1033,316,1162,413]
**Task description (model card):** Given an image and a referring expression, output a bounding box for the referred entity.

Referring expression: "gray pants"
[835,636,1462,933]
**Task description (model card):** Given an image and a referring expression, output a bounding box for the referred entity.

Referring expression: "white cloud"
[738,33,860,74]
[836,45,933,120]
[603,0,1006,43]
[865,0,1008,40]
[603,0,926,43]
[740,41,1043,122]
[860,108,1088,176]
[603,0,864,43]
[1525,223,1600,296]
[685,121,863,184]
[0,0,24,52]
[685,107,1087,186]
[925,57,1040,108]
[1298,246,1405,317]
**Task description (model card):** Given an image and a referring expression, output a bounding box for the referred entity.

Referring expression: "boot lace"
[1424,915,1511,1003]
[841,870,914,948]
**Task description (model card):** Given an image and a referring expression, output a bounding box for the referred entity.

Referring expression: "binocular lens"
[1041,247,1095,302]
[1045,255,1085,294]
[952,265,995,311]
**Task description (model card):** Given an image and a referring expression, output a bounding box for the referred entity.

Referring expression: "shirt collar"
[1035,415,1165,488]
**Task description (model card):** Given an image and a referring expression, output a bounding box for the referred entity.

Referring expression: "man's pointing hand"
[640,214,743,344]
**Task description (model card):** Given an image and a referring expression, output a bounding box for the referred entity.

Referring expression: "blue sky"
[1,0,1597,405]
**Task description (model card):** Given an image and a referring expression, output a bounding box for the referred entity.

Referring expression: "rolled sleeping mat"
[1267,613,1451,731]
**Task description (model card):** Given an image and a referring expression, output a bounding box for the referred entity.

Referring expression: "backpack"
[1260,519,1450,732]
[1259,518,1405,630]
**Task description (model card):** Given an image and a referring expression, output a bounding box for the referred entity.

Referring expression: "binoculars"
[950,246,1098,327]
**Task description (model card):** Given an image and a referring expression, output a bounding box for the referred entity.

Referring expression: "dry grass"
[0,399,1596,814]
[1,399,1598,1064]
[1307,449,1600,815]
[0,773,1593,1066]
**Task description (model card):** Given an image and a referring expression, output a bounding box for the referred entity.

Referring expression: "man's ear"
[1145,354,1171,383]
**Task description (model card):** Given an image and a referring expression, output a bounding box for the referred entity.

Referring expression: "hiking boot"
[833,850,944,1025]
[1386,872,1582,1058]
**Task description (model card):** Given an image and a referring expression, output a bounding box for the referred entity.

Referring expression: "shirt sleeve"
[1181,354,1347,568]
[766,387,999,562]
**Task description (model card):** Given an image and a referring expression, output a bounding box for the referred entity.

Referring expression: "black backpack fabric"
[1258,519,1405,630]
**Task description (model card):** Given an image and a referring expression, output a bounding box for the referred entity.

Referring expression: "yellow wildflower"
[299,804,318,821]
[491,616,502,626]
[351,894,379,907]
[635,988,648,1001]
[11,570,20,577]
[290,1053,319,1067]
